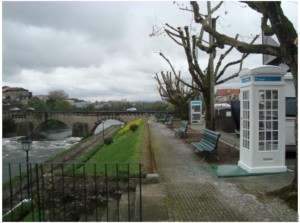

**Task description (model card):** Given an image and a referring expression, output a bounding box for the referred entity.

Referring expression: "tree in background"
[26,90,73,111]
[46,90,73,111]
[48,90,69,101]
[27,96,47,110]
[154,53,197,120]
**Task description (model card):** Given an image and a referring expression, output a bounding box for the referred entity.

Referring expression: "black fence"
[3,162,143,222]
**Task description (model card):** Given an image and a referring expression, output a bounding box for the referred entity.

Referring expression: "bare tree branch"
[210,1,223,15]
[214,34,239,76]
[164,27,186,47]
[159,52,178,77]
[216,72,239,85]
[215,34,258,83]
[191,1,282,57]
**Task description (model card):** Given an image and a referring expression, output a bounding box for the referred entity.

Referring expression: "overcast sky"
[2,1,298,102]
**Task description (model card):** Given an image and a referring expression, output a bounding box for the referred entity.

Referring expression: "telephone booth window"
[258,89,279,151]
[242,90,250,150]
[192,104,200,112]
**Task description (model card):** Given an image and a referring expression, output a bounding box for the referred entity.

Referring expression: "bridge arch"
[34,119,71,136]
[91,116,127,135]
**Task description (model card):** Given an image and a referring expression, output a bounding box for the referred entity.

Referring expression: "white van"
[126,107,137,112]
[284,73,296,150]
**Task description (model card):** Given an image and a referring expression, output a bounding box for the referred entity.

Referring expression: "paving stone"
[145,173,160,184]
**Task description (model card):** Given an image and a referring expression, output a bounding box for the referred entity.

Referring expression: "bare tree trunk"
[202,90,215,130]
[207,2,216,132]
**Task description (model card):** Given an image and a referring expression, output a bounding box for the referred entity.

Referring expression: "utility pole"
[207,2,215,130]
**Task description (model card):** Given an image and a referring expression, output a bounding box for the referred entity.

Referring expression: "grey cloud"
[3,1,135,79]
[2,1,297,102]
[3,1,131,41]
[3,19,108,78]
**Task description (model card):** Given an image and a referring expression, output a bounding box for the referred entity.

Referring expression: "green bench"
[155,113,168,123]
[191,129,221,155]
[175,120,189,137]
[164,116,174,127]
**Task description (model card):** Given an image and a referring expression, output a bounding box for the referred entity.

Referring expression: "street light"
[21,137,33,199]
[21,137,33,163]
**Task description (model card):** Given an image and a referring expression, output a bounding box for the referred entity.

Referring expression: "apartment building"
[2,86,32,104]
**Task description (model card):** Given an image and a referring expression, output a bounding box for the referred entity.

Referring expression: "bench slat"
[192,142,213,152]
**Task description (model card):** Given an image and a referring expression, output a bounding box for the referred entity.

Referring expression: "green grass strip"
[88,118,143,163]
[77,118,144,177]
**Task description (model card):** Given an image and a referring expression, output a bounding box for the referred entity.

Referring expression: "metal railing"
[3,162,142,222]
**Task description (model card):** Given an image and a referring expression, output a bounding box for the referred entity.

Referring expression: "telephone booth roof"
[239,65,288,78]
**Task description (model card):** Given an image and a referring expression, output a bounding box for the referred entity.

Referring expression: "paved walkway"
[148,119,298,222]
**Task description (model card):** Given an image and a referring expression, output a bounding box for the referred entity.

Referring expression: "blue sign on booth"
[254,76,281,82]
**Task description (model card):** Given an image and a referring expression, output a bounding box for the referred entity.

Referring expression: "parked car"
[126,107,137,112]
[10,107,21,111]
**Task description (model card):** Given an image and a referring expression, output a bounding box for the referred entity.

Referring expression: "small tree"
[154,54,197,120]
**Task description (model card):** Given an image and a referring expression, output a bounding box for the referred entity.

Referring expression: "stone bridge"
[3,111,156,137]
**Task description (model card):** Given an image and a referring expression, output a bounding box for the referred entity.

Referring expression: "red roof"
[216,89,240,96]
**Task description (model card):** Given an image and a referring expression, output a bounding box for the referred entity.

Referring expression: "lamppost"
[21,137,33,199]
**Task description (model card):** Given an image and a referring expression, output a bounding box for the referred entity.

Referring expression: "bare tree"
[163,21,257,129]
[154,53,197,120]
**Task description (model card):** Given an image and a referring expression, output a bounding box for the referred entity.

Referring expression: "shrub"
[104,137,113,145]
[129,124,138,132]
[117,118,142,135]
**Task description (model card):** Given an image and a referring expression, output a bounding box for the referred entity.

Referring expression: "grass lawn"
[88,118,143,163]
[80,118,145,177]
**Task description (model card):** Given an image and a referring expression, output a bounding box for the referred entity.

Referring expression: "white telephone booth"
[238,66,287,173]
[190,101,202,124]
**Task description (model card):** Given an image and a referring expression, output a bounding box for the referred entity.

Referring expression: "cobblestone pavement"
[149,120,298,222]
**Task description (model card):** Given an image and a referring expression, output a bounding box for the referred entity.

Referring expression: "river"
[2,119,124,182]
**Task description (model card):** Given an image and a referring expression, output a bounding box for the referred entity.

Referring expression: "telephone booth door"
[190,101,202,124]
